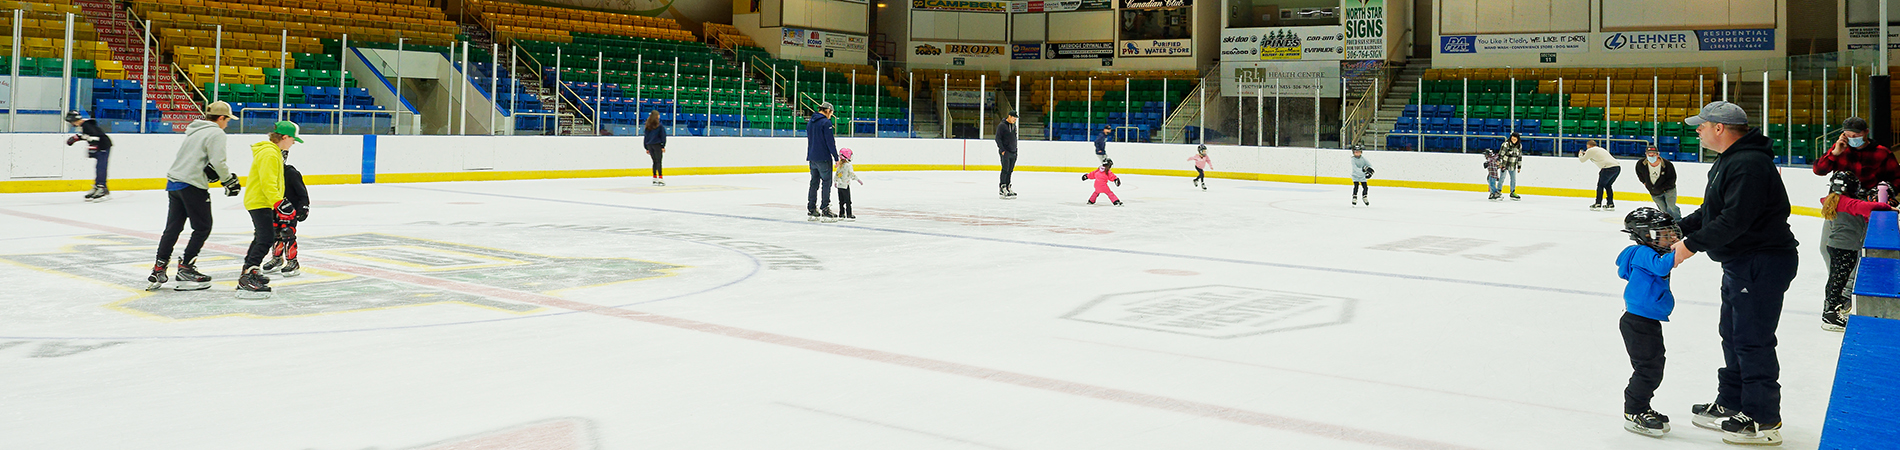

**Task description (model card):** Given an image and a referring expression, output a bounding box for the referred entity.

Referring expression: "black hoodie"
[1678,129,1799,262]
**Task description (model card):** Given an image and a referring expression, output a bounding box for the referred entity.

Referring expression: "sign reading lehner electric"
[1047,42,1114,59]
[912,0,1010,12]
[1121,39,1192,57]
[1343,0,1384,60]
[1221,26,1344,61]
[1597,29,1775,53]
[1120,0,1190,8]
[1437,33,1588,54]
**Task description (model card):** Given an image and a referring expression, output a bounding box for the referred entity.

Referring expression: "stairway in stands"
[73,0,199,130]
[461,23,594,135]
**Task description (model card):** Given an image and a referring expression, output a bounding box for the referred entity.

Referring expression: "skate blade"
[1623,422,1669,438]
[1721,430,1782,446]
[145,281,165,291]
[172,281,211,291]
[1691,416,1728,431]
[86,195,112,203]
[235,290,274,300]
[280,269,301,277]
[1822,323,1845,332]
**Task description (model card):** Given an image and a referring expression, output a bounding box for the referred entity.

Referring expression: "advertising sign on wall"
[1222,61,1342,98]
[1119,0,1190,9]
[1846,26,1900,50]
[1047,42,1114,59]
[1437,33,1588,54]
[1120,39,1192,57]
[1012,43,1044,59]
[912,0,1010,12]
[1343,0,1385,60]
[824,33,868,52]
[1220,26,1344,61]
[1596,29,1774,53]
[912,41,1009,65]
[783,28,809,47]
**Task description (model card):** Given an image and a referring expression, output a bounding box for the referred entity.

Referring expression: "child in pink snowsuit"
[1083,158,1123,205]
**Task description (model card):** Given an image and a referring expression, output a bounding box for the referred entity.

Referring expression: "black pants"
[837,187,852,216]
[155,187,213,265]
[1596,166,1622,205]
[244,208,276,269]
[1621,312,1666,414]
[646,144,664,177]
[1823,246,1859,311]
[88,149,109,187]
[1194,168,1205,184]
[807,161,833,211]
[999,151,1017,187]
[1353,181,1369,196]
[1714,250,1798,425]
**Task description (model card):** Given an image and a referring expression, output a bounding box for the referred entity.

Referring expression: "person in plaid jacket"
[1813,117,1900,194]
[1810,117,1900,331]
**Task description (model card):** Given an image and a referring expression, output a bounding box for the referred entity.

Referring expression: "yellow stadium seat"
[96,59,124,79]
[217,65,240,83]
[188,63,213,84]
[239,66,264,84]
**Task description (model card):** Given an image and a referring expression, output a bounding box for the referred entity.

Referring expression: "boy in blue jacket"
[1616,207,1682,437]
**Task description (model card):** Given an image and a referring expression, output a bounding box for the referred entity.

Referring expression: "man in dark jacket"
[1634,146,1679,218]
[1670,101,1799,446]
[65,111,114,201]
[1092,126,1111,162]
[806,102,839,220]
[997,111,1019,198]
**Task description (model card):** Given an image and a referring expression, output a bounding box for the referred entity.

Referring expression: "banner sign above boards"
[1221,61,1342,98]
[1010,0,1110,12]
[1120,0,1189,9]
[1343,0,1384,60]
[1220,26,1345,61]
[1047,41,1114,59]
[1012,43,1043,59]
[913,0,1010,12]
[1597,29,1774,52]
[1120,38,1192,57]
[1437,33,1588,54]
[1845,26,1900,50]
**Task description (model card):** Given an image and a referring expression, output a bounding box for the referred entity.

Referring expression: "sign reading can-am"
[1047,42,1114,59]
[1220,26,1344,61]
[1120,0,1189,8]
[1124,39,1185,57]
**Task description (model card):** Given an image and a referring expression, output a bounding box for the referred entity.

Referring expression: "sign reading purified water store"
[1343,0,1384,60]
[1222,61,1341,97]
[1221,26,1344,61]
[1120,39,1192,57]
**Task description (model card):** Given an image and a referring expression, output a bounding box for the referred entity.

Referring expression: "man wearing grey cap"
[806,102,839,221]
[996,110,1019,198]
[1670,101,1798,446]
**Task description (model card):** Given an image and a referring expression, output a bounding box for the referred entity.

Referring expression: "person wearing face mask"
[1813,117,1898,198]
[1809,117,1898,332]
[1634,146,1679,219]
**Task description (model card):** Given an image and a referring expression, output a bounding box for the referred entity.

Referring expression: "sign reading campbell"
[1221,26,1344,61]
[912,0,1010,12]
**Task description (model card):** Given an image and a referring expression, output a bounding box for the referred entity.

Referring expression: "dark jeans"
[1194,168,1205,184]
[807,161,833,211]
[89,149,109,187]
[155,187,213,265]
[646,144,664,177]
[244,208,276,269]
[1353,181,1369,196]
[837,187,852,216]
[1714,250,1798,425]
[1823,246,1859,311]
[999,151,1017,187]
[1621,312,1666,414]
[1596,166,1622,205]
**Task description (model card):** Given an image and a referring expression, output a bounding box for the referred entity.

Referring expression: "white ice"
[0,171,1842,449]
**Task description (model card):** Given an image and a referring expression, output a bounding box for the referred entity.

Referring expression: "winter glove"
[1081,173,1090,181]
[222,175,242,197]
[1114,179,1122,187]
[65,134,84,146]
[295,207,309,222]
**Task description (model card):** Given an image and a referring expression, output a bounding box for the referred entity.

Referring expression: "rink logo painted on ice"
[1366,235,1555,261]
[1064,286,1354,338]
[0,341,126,358]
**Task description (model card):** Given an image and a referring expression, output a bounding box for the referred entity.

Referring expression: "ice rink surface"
[0,170,1844,449]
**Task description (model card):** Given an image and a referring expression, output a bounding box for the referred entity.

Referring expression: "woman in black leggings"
[643,111,666,186]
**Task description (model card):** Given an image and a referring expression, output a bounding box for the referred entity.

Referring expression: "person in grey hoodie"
[146,101,242,291]
[1351,146,1373,206]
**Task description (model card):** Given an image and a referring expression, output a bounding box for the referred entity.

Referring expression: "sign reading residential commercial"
[1121,38,1191,57]
[1343,0,1384,60]
[1221,26,1344,61]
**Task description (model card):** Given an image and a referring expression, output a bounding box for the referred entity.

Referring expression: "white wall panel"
[1013,13,1046,42]
[1047,11,1114,42]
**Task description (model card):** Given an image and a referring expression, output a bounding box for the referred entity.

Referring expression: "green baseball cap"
[273,121,305,143]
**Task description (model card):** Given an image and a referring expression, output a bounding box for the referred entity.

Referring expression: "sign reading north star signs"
[1343,0,1384,60]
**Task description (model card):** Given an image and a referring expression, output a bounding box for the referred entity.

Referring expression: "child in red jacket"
[1083,158,1123,206]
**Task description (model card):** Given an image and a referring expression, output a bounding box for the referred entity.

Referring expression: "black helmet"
[1101,158,1113,168]
[63,110,83,123]
[1622,207,1680,249]
[1829,171,1861,196]
[1196,144,1207,152]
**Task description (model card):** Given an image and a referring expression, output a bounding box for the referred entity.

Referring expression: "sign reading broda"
[1064,286,1354,338]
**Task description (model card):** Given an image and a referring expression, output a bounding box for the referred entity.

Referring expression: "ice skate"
[1591,203,1603,211]
[144,261,169,291]
[1112,200,1123,206]
[1623,410,1670,437]
[236,266,272,299]
[172,260,211,291]
[1719,413,1782,446]
[262,253,286,273]
[807,209,820,221]
[841,213,856,222]
[1000,185,1017,199]
[820,208,838,223]
[83,185,111,202]
[1362,195,1369,206]
[1690,401,1739,431]
[279,259,301,277]
[652,178,665,186]
[1087,200,1096,205]
[1352,195,1359,206]
[1510,193,1521,201]
[1822,300,1848,332]
[1604,203,1616,211]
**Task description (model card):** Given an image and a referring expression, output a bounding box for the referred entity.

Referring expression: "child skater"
[1188,144,1211,190]
[1083,158,1122,206]
[1616,207,1683,438]
[262,141,311,277]
[64,111,114,202]
[237,121,301,299]
[1351,146,1373,205]
[1484,149,1503,201]
[1818,172,1897,331]
[835,148,863,221]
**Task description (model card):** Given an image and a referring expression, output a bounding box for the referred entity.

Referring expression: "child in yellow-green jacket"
[237,121,302,298]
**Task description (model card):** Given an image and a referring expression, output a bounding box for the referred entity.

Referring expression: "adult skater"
[1634,145,1680,219]
[1092,125,1111,162]
[997,110,1019,198]
[806,102,840,221]
[643,111,667,186]
[64,111,113,202]
[146,101,241,291]
[1670,101,1798,446]
[1809,116,1899,331]
[1580,139,1620,210]
[1498,133,1523,200]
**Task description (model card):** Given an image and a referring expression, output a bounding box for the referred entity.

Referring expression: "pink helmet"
[839,148,854,159]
